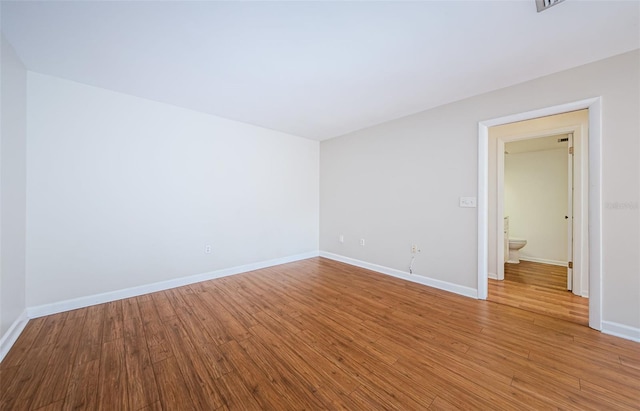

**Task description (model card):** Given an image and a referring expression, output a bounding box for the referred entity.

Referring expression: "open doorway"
[477,99,601,330]
[489,110,588,324]
[504,134,572,272]
[488,129,588,325]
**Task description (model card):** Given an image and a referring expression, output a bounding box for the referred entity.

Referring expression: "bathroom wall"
[505,146,568,265]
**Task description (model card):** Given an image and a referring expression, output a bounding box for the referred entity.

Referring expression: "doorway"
[493,116,587,291]
[489,116,588,325]
[503,134,572,274]
[477,98,602,331]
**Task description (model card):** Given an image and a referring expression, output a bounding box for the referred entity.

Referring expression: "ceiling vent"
[536,0,565,12]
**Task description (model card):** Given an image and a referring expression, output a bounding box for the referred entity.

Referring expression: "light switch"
[459,197,477,208]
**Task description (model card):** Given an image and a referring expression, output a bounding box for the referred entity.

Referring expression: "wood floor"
[488,261,589,326]
[2,258,639,410]
[488,260,589,326]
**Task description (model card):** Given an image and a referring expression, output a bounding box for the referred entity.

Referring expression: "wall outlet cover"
[459,197,477,208]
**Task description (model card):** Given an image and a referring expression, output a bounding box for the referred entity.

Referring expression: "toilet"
[504,216,527,264]
[507,238,527,264]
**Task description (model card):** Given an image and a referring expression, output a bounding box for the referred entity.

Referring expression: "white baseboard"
[319,251,477,299]
[488,272,498,280]
[602,321,640,343]
[520,256,567,266]
[27,251,319,319]
[0,310,29,363]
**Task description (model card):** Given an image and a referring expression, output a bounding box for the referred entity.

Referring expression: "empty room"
[1,1,639,410]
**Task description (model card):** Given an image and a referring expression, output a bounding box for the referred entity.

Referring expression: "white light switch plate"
[459,197,477,208]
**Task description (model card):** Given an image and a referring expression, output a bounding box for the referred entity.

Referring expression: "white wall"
[26,73,319,307]
[505,148,568,264]
[320,99,482,290]
[320,50,639,333]
[0,35,27,340]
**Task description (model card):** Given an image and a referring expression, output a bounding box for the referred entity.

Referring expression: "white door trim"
[497,138,505,280]
[477,97,602,331]
[567,132,574,292]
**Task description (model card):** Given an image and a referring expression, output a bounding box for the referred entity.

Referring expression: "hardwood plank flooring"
[2,257,638,410]
[488,260,589,326]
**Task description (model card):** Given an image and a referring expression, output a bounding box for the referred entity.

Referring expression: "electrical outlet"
[339,234,344,243]
[205,244,212,254]
[411,244,420,253]
[360,238,365,246]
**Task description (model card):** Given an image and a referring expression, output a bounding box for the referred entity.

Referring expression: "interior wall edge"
[25,251,319,320]
[601,321,640,343]
[319,251,478,299]
[0,32,28,347]
[0,309,28,363]
[518,257,567,267]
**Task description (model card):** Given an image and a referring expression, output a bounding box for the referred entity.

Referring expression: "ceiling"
[2,1,638,141]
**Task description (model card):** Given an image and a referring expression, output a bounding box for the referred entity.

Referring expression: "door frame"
[496,127,582,289]
[498,130,576,284]
[477,97,602,330]
[566,132,574,291]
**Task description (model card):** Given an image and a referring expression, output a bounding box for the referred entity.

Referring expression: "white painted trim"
[587,98,602,331]
[0,310,29,363]
[488,272,498,280]
[27,251,319,318]
[566,132,574,291]
[497,139,505,281]
[477,123,489,299]
[478,97,602,330]
[320,251,478,299]
[519,257,567,266]
[601,321,640,343]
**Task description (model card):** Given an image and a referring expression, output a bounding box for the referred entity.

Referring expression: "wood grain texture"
[1,257,638,410]
[97,338,128,411]
[488,260,589,325]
